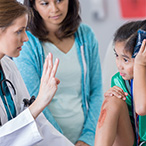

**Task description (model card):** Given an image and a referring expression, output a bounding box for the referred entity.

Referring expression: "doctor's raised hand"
[0,1,74,146]
[29,53,60,119]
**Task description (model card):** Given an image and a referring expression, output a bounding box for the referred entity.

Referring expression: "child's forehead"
[114,42,132,57]
[115,41,131,51]
[114,41,126,51]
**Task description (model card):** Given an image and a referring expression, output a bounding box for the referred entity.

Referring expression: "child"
[95,20,146,146]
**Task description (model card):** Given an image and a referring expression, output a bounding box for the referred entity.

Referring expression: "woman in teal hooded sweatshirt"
[13,0,103,146]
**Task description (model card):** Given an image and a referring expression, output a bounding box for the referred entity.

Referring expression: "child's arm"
[134,39,146,115]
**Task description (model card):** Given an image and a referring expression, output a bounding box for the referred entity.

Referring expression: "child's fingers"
[104,89,124,99]
[139,39,146,53]
[112,90,125,99]
[143,40,146,54]
[111,86,126,98]
[124,92,128,96]
[104,92,113,98]
[112,87,127,100]
[113,86,126,96]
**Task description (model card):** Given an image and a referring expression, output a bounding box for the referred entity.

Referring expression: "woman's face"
[0,14,28,59]
[114,41,134,80]
[34,0,69,29]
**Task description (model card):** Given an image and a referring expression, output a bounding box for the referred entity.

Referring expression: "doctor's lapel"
[0,97,8,124]
[0,58,19,115]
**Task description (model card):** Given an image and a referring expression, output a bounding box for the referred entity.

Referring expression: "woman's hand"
[104,86,128,100]
[38,52,60,105]
[75,141,89,146]
[29,53,60,119]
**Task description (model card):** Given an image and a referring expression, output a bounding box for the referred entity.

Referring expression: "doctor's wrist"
[29,98,45,119]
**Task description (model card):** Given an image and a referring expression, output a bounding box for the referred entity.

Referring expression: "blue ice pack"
[132,29,146,58]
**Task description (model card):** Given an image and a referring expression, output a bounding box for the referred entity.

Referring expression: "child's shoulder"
[112,72,123,81]
[111,72,131,95]
[111,72,125,87]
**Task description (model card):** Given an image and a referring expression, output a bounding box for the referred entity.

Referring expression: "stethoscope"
[0,79,16,120]
[0,63,35,126]
[0,77,35,126]
[0,78,16,126]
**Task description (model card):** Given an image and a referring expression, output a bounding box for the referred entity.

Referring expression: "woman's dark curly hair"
[24,0,81,41]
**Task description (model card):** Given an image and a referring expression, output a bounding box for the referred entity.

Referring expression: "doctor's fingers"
[48,77,60,87]
[44,53,59,79]
[42,59,59,86]
[42,53,52,79]
[46,78,60,94]
[50,58,59,78]
[55,78,60,85]
[39,78,59,105]
[42,53,59,82]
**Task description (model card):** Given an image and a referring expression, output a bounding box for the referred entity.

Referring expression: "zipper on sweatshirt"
[80,45,89,110]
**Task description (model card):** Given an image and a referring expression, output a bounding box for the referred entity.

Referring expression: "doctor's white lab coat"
[0,56,74,146]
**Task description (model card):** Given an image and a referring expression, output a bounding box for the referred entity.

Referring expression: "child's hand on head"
[104,86,128,101]
[135,39,146,67]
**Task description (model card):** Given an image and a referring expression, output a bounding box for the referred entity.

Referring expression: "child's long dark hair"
[113,20,146,55]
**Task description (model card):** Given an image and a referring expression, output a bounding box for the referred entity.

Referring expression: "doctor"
[0,0,74,146]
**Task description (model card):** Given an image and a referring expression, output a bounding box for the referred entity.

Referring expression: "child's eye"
[124,58,128,63]
[114,52,118,57]
[56,0,63,3]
